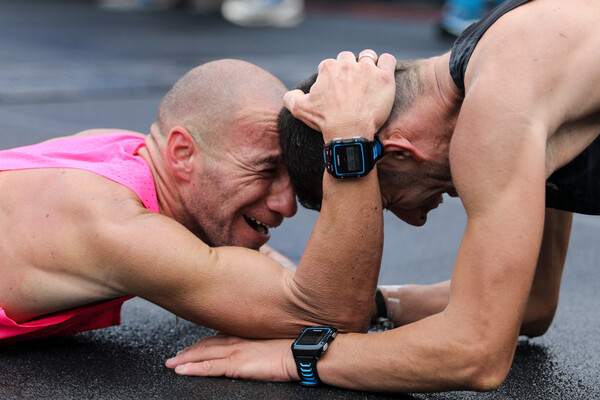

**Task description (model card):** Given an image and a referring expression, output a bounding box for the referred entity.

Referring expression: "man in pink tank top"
[0,58,387,346]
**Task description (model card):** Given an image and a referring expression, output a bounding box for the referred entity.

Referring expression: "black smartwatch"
[323,134,383,179]
[291,327,338,386]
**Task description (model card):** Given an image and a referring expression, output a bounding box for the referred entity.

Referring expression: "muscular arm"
[109,173,383,338]
[379,208,572,333]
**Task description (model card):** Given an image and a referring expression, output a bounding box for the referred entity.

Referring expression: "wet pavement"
[0,1,598,398]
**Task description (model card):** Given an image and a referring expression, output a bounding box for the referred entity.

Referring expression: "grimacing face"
[187,100,298,249]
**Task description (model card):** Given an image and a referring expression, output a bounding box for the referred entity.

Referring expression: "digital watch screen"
[296,327,331,346]
[323,135,383,178]
[291,327,338,386]
[336,143,364,174]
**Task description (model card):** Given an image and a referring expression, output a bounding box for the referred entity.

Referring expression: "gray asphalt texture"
[0,1,598,399]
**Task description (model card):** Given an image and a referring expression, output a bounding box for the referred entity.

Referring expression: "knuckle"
[200,360,213,372]
[318,58,336,71]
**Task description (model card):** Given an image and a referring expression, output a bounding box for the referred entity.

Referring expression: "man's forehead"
[231,130,282,163]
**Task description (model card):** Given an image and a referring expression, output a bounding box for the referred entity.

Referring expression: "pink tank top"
[0,133,159,343]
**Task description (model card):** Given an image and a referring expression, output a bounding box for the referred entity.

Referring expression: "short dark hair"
[279,61,423,211]
[278,73,324,211]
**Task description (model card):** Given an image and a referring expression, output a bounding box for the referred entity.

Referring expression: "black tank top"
[449,0,600,215]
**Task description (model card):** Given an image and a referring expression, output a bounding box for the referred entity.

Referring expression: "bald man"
[0,59,391,344]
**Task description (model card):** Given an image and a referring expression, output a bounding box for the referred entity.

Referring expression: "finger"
[337,50,357,63]
[174,359,228,377]
[165,336,239,368]
[376,53,397,73]
[283,89,304,114]
[357,49,378,64]
[317,57,334,72]
[283,89,320,131]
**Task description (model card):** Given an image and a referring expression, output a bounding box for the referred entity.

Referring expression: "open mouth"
[243,215,271,235]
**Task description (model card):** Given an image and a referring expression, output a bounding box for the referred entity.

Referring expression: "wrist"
[284,343,300,381]
[321,123,377,143]
[323,135,383,180]
[291,327,338,386]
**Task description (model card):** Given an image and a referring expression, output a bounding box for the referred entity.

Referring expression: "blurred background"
[0,1,598,399]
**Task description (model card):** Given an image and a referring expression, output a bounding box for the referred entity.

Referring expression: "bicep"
[108,213,295,335]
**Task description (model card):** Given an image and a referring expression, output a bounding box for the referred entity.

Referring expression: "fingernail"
[175,365,186,374]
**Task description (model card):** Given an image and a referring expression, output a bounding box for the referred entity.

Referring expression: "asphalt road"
[0,1,598,399]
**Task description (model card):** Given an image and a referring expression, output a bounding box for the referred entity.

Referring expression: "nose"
[266,170,298,218]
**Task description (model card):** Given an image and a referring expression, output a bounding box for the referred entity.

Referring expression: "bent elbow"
[520,316,554,338]
[521,302,558,338]
[284,275,372,333]
[466,365,510,392]
[332,308,371,333]
[460,343,513,392]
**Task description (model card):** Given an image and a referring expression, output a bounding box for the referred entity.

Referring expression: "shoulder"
[466,0,600,101]
[42,129,146,143]
[74,129,146,138]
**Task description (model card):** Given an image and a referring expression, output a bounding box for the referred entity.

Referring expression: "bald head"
[155,59,287,149]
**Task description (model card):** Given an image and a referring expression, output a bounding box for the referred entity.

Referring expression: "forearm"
[317,310,513,392]
[520,209,572,337]
[289,172,383,332]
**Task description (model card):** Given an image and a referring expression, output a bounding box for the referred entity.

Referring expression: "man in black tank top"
[187,0,600,394]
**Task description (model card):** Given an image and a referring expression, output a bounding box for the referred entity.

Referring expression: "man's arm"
[378,207,571,331]
[521,208,572,336]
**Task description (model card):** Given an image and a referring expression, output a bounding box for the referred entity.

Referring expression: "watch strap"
[294,355,321,386]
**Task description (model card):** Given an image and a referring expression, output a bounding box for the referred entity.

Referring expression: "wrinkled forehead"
[224,101,283,158]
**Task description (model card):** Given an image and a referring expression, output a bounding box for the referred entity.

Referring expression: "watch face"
[295,328,330,346]
[334,143,365,174]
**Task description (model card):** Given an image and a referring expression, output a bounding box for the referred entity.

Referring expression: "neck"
[432,53,463,113]
[406,54,459,181]
[137,132,179,220]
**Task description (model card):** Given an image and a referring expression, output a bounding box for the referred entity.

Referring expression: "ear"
[381,136,426,162]
[165,126,199,181]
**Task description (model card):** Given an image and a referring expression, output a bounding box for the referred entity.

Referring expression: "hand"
[165,335,298,383]
[284,49,397,142]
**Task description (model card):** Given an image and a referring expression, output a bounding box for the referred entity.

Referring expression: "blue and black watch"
[291,327,338,387]
[323,134,383,179]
